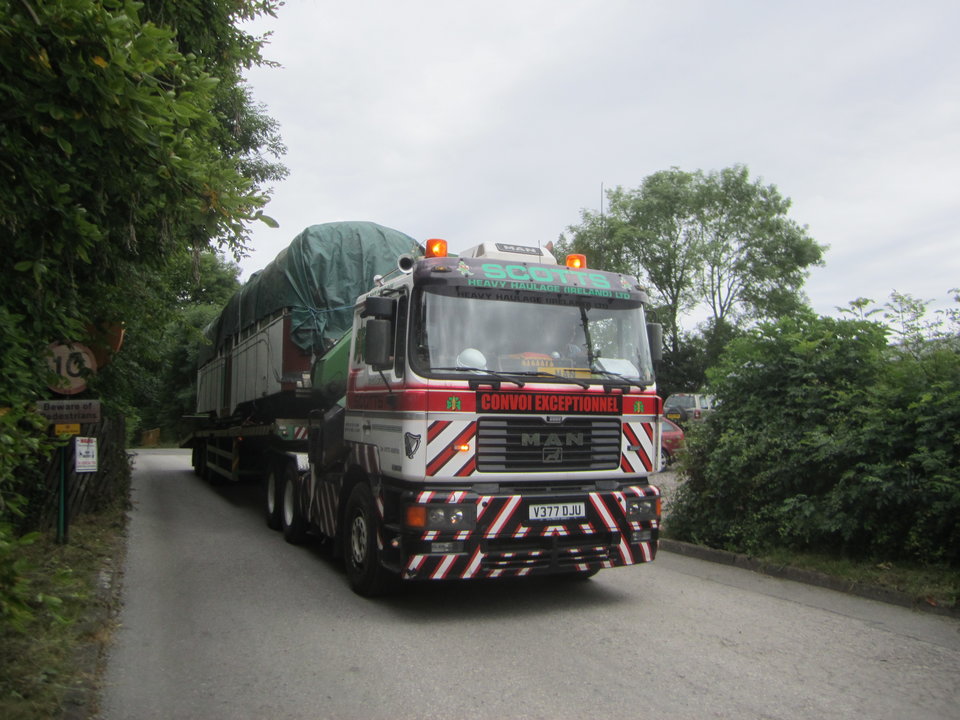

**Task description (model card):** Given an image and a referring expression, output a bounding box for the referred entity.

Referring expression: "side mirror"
[647,323,663,364]
[365,318,392,370]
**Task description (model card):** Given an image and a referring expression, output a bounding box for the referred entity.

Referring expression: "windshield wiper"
[430,366,525,388]
[590,368,650,391]
[506,369,591,389]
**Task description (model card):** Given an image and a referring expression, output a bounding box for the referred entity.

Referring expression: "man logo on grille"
[543,446,562,463]
[521,432,584,447]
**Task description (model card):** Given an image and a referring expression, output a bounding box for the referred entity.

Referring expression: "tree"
[697,165,823,323]
[560,169,704,353]
[1,0,283,386]
[139,0,288,198]
[95,249,242,441]
[561,166,825,356]
[0,0,283,635]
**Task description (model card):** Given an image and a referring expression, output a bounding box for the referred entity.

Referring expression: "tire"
[264,463,283,530]
[195,442,210,481]
[281,463,309,544]
[658,446,670,472]
[343,484,394,597]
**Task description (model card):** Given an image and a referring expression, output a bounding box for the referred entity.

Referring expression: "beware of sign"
[36,399,101,424]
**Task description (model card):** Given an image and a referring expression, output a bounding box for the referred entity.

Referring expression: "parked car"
[659,417,685,470]
[663,393,716,425]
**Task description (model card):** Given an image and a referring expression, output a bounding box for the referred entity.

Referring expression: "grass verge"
[0,504,127,720]
[755,548,960,612]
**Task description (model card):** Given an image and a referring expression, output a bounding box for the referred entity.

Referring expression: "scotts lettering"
[476,391,621,415]
[480,264,612,289]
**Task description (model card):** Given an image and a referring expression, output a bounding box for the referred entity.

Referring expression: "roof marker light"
[426,239,448,258]
[566,253,587,269]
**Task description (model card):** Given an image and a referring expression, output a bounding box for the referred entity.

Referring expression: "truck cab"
[324,241,663,594]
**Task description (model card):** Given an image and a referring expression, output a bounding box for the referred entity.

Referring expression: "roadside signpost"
[36,400,102,544]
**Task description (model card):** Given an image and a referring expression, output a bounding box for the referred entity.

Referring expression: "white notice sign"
[75,437,98,473]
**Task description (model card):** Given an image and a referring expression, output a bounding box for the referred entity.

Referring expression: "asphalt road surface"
[97,449,960,719]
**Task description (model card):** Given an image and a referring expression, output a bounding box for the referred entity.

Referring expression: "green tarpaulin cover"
[201,221,420,364]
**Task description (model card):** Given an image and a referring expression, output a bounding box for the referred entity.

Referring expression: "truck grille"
[476,417,621,472]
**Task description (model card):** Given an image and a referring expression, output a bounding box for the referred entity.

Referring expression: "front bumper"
[382,484,660,581]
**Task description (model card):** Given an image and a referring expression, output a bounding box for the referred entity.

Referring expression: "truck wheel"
[343,484,393,597]
[658,447,670,472]
[281,463,309,545]
[191,444,201,476]
[264,464,283,530]
[193,442,208,479]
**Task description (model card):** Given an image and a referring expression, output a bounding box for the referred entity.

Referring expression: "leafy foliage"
[669,304,960,566]
[0,0,283,642]
[1,1,282,350]
[0,306,60,635]
[96,249,240,442]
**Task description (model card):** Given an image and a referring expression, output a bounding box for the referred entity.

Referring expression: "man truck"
[183,220,664,595]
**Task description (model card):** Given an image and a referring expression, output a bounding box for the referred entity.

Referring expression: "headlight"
[626,496,661,521]
[405,504,477,530]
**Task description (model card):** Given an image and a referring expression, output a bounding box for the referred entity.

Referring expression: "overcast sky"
[238,0,960,326]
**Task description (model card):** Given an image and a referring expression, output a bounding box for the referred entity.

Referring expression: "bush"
[0,308,60,632]
[668,311,960,566]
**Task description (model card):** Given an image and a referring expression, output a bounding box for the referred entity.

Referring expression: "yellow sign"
[55,423,81,436]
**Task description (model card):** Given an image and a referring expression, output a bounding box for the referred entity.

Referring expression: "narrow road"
[98,450,960,719]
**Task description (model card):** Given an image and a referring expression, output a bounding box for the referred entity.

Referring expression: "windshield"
[411,288,655,386]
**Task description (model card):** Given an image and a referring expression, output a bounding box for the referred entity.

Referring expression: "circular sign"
[47,343,98,395]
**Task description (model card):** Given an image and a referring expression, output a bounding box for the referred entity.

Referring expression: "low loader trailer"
[183,221,664,595]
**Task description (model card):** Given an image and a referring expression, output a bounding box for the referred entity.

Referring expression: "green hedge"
[668,312,960,566]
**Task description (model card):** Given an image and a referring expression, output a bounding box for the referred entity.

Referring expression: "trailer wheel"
[264,464,283,530]
[281,463,309,544]
[343,484,393,597]
[195,442,210,481]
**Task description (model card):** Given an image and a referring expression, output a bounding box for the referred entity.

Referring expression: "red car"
[659,417,685,470]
